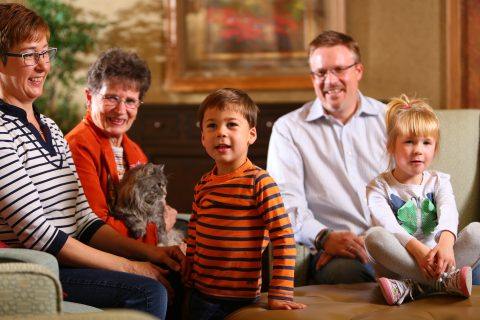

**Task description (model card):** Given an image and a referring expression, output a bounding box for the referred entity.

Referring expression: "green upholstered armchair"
[0,249,157,319]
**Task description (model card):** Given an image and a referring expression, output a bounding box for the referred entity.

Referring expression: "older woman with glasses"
[0,4,183,318]
[66,48,179,246]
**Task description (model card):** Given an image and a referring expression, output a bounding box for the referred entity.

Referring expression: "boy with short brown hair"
[186,88,305,319]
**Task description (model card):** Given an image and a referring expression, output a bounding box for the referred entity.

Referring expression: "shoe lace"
[403,279,426,301]
[439,269,460,293]
[390,279,424,304]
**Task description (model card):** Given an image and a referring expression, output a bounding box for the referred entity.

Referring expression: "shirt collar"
[0,99,42,125]
[305,91,381,122]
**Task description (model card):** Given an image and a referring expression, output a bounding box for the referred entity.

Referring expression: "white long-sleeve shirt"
[367,170,459,248]
[267,93,388,249]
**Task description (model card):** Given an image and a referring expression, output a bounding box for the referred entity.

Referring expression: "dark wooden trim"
[446,0,462,109]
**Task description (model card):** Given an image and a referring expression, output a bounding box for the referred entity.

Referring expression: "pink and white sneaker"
[377,277,422,305]
[440,266,472,297]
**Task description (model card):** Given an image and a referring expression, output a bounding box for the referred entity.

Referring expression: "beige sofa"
[229,109,480,319]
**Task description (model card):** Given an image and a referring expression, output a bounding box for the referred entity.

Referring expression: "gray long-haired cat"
[112,163,183,246]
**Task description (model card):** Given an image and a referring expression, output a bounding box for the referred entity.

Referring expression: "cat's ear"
[144,163,155,175]
[154,164,165,174]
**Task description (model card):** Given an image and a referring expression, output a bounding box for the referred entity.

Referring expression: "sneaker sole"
[460,266,472,297]
[378,278,396,305]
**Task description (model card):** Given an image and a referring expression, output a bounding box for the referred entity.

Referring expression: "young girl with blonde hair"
[365,94,480,305]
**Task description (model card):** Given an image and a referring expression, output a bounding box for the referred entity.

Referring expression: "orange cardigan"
[66,113,158,245]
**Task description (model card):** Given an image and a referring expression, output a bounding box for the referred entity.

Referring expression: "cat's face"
[119,163,167,210]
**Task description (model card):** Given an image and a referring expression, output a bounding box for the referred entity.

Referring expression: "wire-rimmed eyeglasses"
[310,62,357,80]
[0,47,57,66]
[99,94,143,109]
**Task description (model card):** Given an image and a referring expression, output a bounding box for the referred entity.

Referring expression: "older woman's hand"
[164,204,178,232]
[150,245,186,274]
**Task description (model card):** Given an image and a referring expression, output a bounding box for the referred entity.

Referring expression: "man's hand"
[268,299,306,310]
[425,231,456,279]
[315,251,333,270]
[323,231,368,263]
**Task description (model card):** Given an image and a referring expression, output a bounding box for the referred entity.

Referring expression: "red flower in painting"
[207,7,299,42]
[207,7,264,42]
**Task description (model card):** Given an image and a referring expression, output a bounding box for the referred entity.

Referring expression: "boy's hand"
[268,299,306,310]
[425,231,456,279]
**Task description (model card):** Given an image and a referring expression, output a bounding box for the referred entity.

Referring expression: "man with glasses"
[267,30,387,284]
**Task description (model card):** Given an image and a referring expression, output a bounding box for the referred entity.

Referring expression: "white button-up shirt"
[267,92,389,249]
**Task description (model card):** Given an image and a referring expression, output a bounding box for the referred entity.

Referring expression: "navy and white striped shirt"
[0,100,104,255]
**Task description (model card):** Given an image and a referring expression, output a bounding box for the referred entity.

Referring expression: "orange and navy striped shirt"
[187,159,296,302]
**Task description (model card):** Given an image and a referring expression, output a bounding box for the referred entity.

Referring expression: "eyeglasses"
[99,94,142,109]
[1,48,57,66]
[310,62,357,81]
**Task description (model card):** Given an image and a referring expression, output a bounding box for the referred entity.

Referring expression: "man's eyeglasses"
[310,62,357,80]
[100,94,142,109]
[1,48,57,66]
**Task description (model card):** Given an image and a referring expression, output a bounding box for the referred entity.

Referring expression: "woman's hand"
[164,205,178,232]
[425,231,456,279]
[149,245,187,279]
[125,260,173,297]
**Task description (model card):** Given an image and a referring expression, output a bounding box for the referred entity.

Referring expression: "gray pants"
[365,222,480,286]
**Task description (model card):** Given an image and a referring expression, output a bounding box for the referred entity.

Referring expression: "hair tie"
[401,103,411,109]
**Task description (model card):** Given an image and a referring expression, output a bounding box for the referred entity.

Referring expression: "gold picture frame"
[164,0,345,92]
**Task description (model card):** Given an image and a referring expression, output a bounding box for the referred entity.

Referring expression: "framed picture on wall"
[163,0,345,92]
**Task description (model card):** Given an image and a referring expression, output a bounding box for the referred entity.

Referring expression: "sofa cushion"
[227,283,480,320]
[433,110,480,227]
[62,301,102,313]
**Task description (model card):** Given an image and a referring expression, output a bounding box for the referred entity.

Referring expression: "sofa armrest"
[0,249,59,277]
[0,310,158,320]
[0,263,62,316]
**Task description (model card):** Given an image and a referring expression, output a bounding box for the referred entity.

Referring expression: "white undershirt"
[111,144,126,180]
